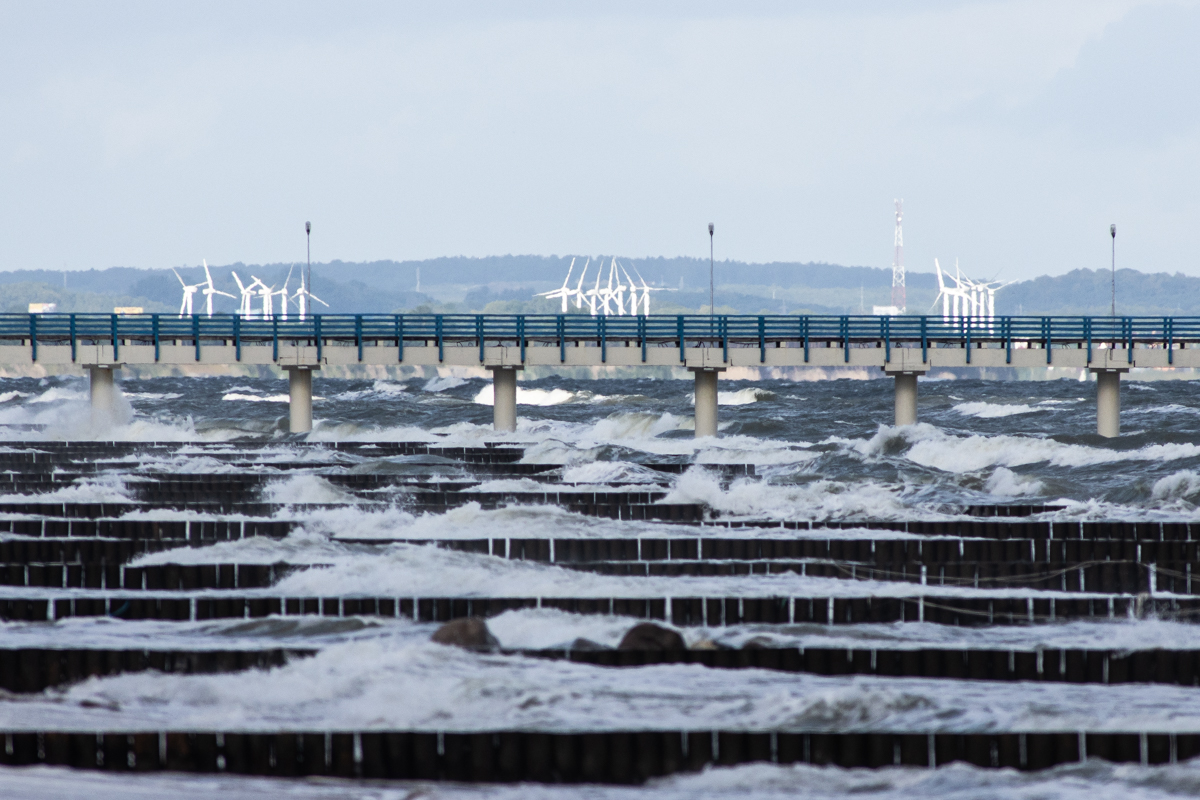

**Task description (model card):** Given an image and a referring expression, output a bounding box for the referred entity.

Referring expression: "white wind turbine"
[624,266,668,315]
[250,276,276,319]
[174,269,202,317]
[231,272,258,318]
[584,268,602,316]
[930,258,1010,330]
[292,271,328,320]
[535,257,579,313]
[931,259,956,321]
[272,266,295,321]
[570,258,590,310]
[620,266,643,315]
[200,261,234,317]
[609,259,630,315]
[598,262,619,315]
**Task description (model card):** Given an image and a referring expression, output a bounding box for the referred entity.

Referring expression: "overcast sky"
[1,0,1196,280]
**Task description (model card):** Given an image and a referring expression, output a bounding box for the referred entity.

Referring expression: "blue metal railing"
[6,313,1197,364]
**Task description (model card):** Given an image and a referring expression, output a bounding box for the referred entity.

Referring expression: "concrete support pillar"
[88,365,120,425]
[491,367,518,432]
[693,369,720,438]
[893,373,919,426]
[285,367,316,434]
[1095,370,1122,438]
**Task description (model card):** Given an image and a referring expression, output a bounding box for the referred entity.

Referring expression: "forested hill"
[0,257,1191,317]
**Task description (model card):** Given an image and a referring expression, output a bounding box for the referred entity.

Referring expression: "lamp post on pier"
[1110,224,1116,318]
[708,223,715,323]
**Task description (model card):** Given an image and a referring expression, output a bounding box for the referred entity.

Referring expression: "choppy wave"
[853,423,1200,474]
[473,385,586,406]
[984,466,1045,497]
[331,380,409,401]
[661,467,913,520]
[123,392,184,401]
[26,386,88,404]
[0,374,1197,512]
[9,757,1200,800]
[717,388,777,405]
[952,401,1037,418]
[2,628,1197,734]
[222,393,291,403]
[425,376,468,392]
[560,461,664,484]
[262,474,352,504]
[1152,470,1200,501]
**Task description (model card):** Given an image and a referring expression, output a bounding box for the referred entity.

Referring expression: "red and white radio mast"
[891,199,906,312]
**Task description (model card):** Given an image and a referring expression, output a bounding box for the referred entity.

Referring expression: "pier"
[2,313,1195,437]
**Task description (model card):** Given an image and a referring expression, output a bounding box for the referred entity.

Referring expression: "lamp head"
[708,223,714,236]
[306,221,311,235]
[1110,224,1116,238]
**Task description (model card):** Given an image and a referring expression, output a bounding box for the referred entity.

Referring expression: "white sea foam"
[26,386,88,404]
[0,475,132,503]
[560,461,664,484]
[488,608,1200,654]
[717,388,777,405]
[852,423,1200,474]
[222,393,292,403]
[0,390,30,403]
[661,467,912,521]
[330,380,409,401]
[9,760,1200,800]
[425,376,468,392]
[7,759,1200,800]
[0,613,416,650]
[508,416,809,468]
[473,385,579,406]
[1130,403,1200,416]
[1152,471,1200,501]
[262,474,352,505]
[486,607,650,650]
[298,502,666,542]
[984,467,1045,497]
[122,392,184,401]
[460,478,548,493]
[265,539,1079,599]
[952,401,1038,418]
[4,638,1200,734]
[306,422,441,443]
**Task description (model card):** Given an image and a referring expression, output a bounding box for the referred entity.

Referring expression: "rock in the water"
[740,636,774,649]
[568,637,609,651]
[431,617,499,649]
[618,622,686,650]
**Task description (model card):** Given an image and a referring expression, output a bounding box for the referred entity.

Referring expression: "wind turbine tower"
[891,199,905,312]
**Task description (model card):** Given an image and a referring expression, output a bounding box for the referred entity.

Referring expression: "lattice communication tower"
[891,199,906,311]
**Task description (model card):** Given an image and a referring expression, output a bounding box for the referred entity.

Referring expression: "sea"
[3,370,1200,798]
